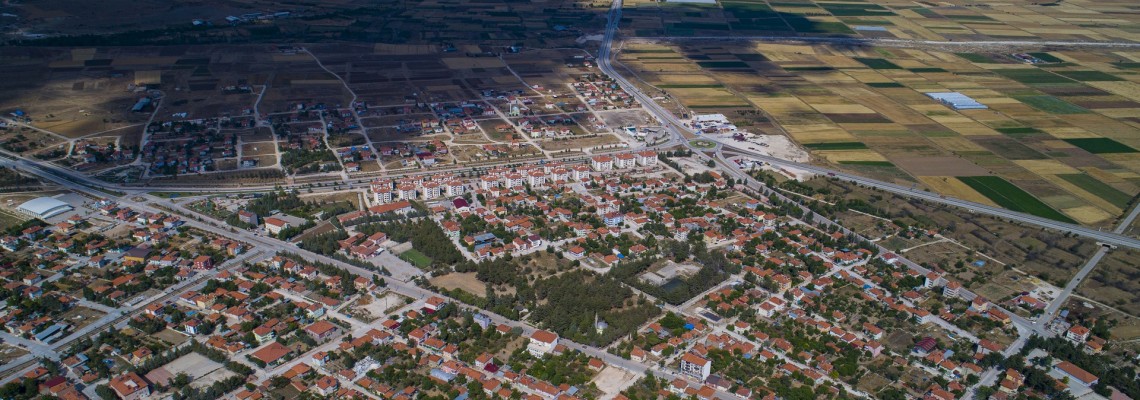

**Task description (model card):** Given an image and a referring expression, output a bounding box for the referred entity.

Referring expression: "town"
[0,137,1133,400]
[0,0,1139,398]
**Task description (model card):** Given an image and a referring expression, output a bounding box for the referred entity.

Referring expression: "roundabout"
[689,139,718,149]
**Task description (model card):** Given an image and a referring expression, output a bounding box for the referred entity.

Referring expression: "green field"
[909,67,947,73]
[658,84,724,88]
[671,22,731,31]
[784,66,835,71]
[400,248,433,268]
[787,19,854,34]
[955,53,999,63]
[993,69,1074,84]
[1055,70,1124,82]
[957,176,1075,223]
[1014,95,1089,114]
[995,127,1043,136]
[735,53,769,61]
[1056,174,1134,209]
[804,141,868,150]
[1027,52,1064,63]
[819,2,896,16]
[867,82,904,88]
[697,61,750,68]
[838,160,893,166]
[853,57,902,70]
[1063,138,1139,154]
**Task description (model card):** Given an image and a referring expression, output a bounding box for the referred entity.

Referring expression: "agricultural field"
[619,40,1140,226]
[3,0,606,49]
[619,0,1140,43]
[0,41,651,185]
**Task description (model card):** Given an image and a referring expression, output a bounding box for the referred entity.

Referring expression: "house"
[999,368,1023,394]
[1065,325,1090,343]
[193,255,213,269]
[424,296,448,313]
[631,347,647,363]
[264,217,290,235]
[250,342,293,367]
[567,246,586,259]
[679,352,712,380]
[315,375,340,396]
[130,347,153,364]
[253,325,276,344]
[109,372,150,400]
[528,330,558,357]
[305,320,339,342]
[943,281,961,298]
[238,210,259,225]
[913,337,937,355]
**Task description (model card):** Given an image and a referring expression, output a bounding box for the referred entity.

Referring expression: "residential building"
[528,330,558,357]
[590,155,613,171]
[109,372,150,400]
[680,352,712,380]
[1066,325,1090,343]
[264,217,290,235]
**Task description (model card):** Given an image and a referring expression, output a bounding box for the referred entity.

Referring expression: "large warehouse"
[16,197,74,219]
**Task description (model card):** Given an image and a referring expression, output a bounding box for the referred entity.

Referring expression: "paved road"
[1039,248,1107,330]
[1113,202,1140,235]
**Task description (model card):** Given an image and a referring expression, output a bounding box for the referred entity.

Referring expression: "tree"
[172,372,192,389]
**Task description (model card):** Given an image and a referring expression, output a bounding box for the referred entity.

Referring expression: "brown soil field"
[431,273,487,298]
[891,156,990,176]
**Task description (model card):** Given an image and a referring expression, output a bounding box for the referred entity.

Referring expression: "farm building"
[131,97,152,112]
[926,92,987,110]
[17,196,73,219]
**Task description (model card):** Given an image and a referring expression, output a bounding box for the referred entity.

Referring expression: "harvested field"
[892,156,989,177]
[431,273,487,298]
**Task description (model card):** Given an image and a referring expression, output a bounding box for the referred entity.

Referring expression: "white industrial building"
[926,92,988,110]
[691,113,738,133]
[17,196,74,219]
